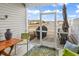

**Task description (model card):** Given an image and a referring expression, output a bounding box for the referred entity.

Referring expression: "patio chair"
[59,41,79,56]
[15,33,30,55]
[17,33,30,44]
[21,33,30,40]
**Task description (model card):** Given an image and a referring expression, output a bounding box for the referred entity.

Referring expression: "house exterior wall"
[0,3,26,39]
[71,18,79,42]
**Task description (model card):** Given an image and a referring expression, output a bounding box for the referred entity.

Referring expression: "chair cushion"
[63,48,78,56]
[21,33,30,39]
[64,41,79,53]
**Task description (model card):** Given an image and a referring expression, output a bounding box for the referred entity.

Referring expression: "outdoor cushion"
[63,48,78,56]
[21,33,30,39]
[64,41,79,53]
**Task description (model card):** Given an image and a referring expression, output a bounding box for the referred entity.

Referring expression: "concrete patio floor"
[1,35,63,56]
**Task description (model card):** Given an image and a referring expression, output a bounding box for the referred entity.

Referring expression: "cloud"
[43,10,54,13]
[77,5,79,9]
[57,15,60,18]
[68,15,76,18]
[42,9,62,14]
[27,9,62,15]
[76,9,79,13]
[68,15,77,20]
[76,5,79,13]
[27,10,40,14]
[56,9,62,13]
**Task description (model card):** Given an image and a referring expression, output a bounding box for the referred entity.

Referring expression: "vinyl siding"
[71,18,79,42]
[0,3,26,39]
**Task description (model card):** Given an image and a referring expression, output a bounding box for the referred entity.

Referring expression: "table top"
[0,38,21,51]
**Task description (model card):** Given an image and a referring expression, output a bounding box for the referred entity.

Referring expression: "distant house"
[0,3,26,39]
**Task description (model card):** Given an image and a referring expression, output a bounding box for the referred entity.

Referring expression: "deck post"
[40,11,43,45]
[25,4,29,55]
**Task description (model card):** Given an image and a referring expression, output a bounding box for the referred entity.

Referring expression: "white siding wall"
[71,19,79,43]
[0,3,26,39]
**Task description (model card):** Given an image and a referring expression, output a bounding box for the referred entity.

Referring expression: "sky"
[27,3,79,21]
